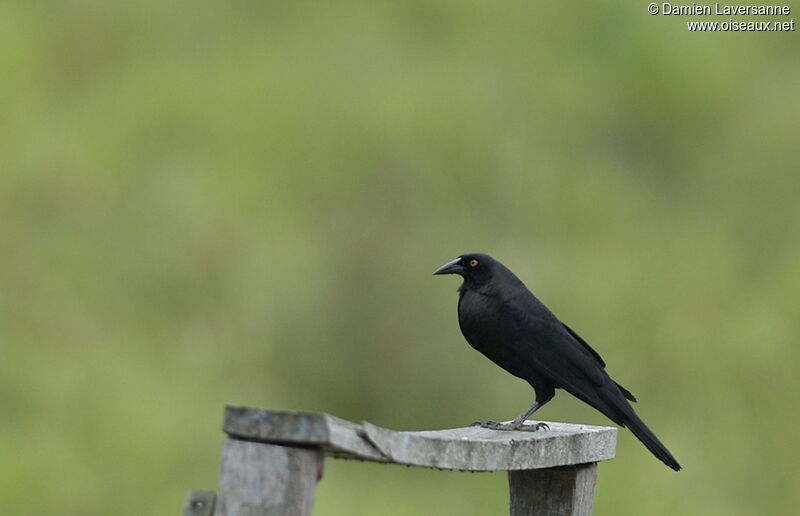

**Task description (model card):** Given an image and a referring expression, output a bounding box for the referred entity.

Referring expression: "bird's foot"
[470,420,549,432]
[470,420,509,430]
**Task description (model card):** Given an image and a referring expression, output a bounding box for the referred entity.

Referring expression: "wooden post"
[508,463,597,516]
[215,438,323,516]
[182,406,617,515]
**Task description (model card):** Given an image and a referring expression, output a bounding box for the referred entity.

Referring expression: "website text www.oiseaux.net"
[687,18,795,30]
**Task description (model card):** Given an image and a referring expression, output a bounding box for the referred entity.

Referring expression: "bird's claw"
[507,421,550,432]
[470,420,549,432]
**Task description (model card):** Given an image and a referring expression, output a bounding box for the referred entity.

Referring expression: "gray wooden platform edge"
[187,405,618,516]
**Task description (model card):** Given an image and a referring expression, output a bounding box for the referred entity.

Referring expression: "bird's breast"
[457,290,540,382]
[457,292,513,350]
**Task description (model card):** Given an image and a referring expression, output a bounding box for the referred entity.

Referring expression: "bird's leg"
[509,401,549,431]
[471,400,550,432]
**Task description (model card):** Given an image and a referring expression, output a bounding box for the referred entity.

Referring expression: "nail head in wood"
[181,489,216,516]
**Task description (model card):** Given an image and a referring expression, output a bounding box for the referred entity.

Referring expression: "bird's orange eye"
[469,259,479,267]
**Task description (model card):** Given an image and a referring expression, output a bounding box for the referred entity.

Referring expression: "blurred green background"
[2,1,799,514]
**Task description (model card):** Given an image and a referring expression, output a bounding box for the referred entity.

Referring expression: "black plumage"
[434,253,681,471]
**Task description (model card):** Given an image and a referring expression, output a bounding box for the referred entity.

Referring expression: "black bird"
[434,253,681,471]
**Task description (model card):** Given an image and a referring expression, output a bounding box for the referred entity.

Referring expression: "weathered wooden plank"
[223,405,616,472]
[223,406,385,462]
[181,490,216,516]
[215,438,323,516]
[508,463,598,516]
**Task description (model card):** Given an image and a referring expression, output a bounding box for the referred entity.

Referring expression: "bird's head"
[433,253,498,285]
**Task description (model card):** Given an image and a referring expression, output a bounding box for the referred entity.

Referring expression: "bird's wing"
[503,301,604,385]
[561,323,605,367]
[500,299,626,418]
[561,321,636,401]
[536,322,608,387]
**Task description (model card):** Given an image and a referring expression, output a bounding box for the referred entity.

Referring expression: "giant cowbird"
[434,253,681,471]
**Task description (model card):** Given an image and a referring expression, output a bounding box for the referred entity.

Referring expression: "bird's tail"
[619,404,681,471]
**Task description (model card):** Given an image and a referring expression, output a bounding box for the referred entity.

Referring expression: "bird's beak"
[433,258,465,275]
